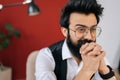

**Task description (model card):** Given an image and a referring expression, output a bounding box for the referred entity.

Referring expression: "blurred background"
[0,0,119,80]
[97,0,120,69]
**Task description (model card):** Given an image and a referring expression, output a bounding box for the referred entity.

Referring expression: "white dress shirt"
[35,40,109,80]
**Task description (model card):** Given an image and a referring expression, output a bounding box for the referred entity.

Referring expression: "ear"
[61,27,68,37]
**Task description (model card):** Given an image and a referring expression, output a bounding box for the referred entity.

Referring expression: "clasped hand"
[80,42,108,75]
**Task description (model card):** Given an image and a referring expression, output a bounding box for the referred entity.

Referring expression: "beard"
[66,33,94,60]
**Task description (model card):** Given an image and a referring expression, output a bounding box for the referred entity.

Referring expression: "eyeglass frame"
[69,26,102,38]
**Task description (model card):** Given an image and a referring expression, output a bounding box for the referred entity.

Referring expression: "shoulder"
[36,47,55,70]
[35,48,57,79]
[36,47,54,62]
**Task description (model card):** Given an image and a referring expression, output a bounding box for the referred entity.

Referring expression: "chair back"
[26,50,39,80]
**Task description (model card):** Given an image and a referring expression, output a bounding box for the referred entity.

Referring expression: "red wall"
[0,0,67,80]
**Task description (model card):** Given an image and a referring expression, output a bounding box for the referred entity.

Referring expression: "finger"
[96,51,106,61]
[91,44,102,56]
[80,43,89,54]
[81,42,96,54]
[100,51,106,59]
[87,51,101,56]
[93,44,102,52]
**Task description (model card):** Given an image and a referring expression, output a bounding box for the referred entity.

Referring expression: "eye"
[77,27,85,33]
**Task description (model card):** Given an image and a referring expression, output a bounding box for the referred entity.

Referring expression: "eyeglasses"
[69,27,102,39]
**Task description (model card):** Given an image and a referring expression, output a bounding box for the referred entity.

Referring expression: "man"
[35,0,116,80]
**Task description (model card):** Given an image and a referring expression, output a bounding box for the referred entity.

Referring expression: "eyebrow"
[75,24,97,28]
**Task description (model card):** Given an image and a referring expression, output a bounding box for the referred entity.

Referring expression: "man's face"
[66,12,97,60]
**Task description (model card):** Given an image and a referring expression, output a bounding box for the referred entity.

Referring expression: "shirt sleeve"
[35,47,57,80]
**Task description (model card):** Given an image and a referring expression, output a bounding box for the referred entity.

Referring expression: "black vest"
[49,40,67,80]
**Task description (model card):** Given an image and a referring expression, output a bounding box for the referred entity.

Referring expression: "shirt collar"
[62,39,73,60]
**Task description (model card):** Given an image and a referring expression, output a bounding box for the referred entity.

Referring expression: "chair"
[26,50,39,80]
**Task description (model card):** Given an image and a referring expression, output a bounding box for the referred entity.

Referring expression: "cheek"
[70,32,84,41]
[69,32,80,45]
[69,31,76,39]
[92,37,96,42]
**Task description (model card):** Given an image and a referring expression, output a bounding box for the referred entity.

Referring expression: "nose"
[84,30,92,40]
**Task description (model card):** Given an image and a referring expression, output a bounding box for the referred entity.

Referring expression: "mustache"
[77,39,95,48]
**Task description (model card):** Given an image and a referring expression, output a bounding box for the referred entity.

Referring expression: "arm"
[79,42,117,80]
[74,67,94,80]
[74,43,105,80]
[74,52,105,80]
[98,59,117,80]
[35,48,57,80]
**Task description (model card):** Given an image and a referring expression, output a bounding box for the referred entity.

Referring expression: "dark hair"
[60,0,104,28]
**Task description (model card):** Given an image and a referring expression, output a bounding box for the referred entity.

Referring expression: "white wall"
[97,0,120,68]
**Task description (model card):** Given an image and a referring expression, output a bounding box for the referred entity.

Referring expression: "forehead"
[69,12,97,28]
